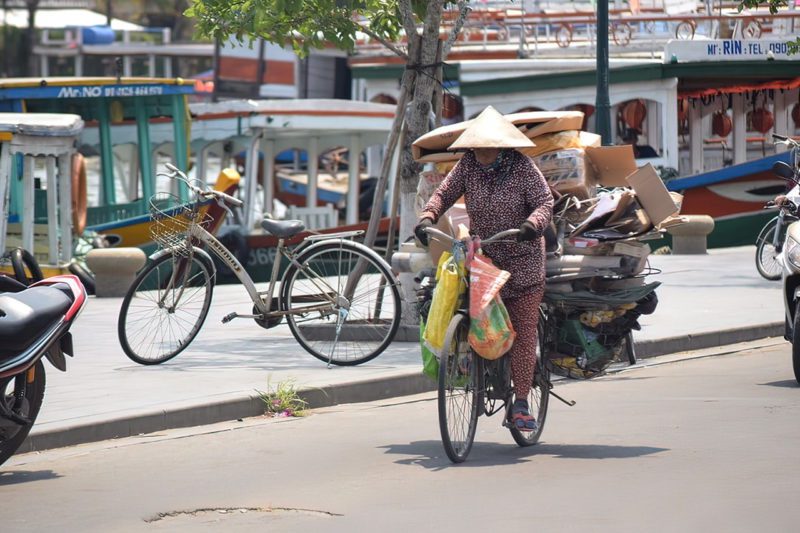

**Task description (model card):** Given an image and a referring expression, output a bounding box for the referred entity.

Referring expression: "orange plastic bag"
[468,294,516,360]
[469,254,510,319]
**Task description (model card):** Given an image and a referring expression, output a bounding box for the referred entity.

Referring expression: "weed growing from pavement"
[258,378,308,418]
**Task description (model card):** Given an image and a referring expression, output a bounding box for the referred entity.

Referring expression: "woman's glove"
[414,218,433,246]
[516,220,540,242]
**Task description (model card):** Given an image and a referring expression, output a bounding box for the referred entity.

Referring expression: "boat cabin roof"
[189,98,397,149]
[190,98,396,120]
[0,112,84,137]
[0,77,195,119]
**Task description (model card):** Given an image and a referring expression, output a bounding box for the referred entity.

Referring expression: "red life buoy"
[622,100,647,132]
[791,103,800,128]
[71,153,87,235]
[712,111,732,138]
[750,108,774,134]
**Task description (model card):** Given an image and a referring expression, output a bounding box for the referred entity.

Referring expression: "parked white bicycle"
[118,164,401,366]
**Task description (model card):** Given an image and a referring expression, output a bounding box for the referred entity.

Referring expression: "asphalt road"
[2,341,799,533]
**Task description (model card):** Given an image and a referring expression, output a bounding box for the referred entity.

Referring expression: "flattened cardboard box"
[585,145,638,187]
[412,111,585,163]
[624,164,678,225]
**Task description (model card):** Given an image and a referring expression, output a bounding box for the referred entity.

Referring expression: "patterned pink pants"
[504,285,545,399]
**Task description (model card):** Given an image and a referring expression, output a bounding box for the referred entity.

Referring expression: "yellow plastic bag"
[424,252,465,352]
[468,295,516,360]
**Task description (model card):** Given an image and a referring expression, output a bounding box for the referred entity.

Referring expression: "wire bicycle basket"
[149,192,211,256]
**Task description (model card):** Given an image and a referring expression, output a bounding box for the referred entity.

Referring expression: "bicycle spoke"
[285,242,399,366]
[119,254,214,365]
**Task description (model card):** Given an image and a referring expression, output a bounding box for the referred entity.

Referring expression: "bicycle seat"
[261,218,306,238]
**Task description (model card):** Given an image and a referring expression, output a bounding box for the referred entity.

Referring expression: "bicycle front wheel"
[510,321,550,447]
[755,218,782,281]
[283,240,401,366]
[438,313,482,463]
[118,252,215,365]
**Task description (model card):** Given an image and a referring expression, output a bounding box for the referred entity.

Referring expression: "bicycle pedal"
[222,312,238,324]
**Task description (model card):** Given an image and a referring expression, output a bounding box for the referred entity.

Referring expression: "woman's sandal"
[511,401,538,432]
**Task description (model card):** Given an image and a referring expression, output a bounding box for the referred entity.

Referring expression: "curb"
[22,374,437,456]
[21,322,784,455]
[633,322,784,358]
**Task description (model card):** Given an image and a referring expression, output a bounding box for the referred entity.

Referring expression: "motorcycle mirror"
[772,161,795,181]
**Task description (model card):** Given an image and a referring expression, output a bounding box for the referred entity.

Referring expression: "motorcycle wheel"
[793,302,800,385]
[0,361,46,466]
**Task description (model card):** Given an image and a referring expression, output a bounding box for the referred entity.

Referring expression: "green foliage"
[186,0,393,54]
[736,0,798,54]
[258,378,308,417]
[186,0,460,55]
[737,0,787,14]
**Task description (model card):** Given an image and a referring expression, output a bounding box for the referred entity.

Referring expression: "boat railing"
[86,199,149,229]
[355,9,800,58]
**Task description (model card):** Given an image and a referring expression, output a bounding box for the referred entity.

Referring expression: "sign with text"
[664,39,798,63]
[0,83,194,101]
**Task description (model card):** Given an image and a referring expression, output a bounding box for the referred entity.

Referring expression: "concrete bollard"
[86,248,147,297]
[666,214,715,254]
[390,241,434,274]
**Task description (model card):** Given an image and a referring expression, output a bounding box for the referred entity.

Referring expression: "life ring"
[71,153,87,235]
[675,20,696,40]
[9,248,44,285]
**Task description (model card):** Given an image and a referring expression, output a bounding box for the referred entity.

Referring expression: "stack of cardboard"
[411,109,689,379]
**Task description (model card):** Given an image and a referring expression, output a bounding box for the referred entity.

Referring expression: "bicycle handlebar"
[773,133,800,149]
[161,163,244,207]
[424,226,521,245]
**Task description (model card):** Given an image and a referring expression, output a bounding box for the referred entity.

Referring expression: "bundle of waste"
[409,108,687,379]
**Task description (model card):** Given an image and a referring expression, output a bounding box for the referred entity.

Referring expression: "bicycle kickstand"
[327,307,349,368]
[549,387,576,407]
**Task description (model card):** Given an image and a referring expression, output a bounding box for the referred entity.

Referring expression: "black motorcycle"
[0,250,87,466]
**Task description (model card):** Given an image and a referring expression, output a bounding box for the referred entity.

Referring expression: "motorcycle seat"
[0,286,72,355]
[260,218,306,239]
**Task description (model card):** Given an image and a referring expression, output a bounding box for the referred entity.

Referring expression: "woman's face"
[473,148,500,165]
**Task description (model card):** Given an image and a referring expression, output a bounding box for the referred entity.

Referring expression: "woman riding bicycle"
[414,106,554,432]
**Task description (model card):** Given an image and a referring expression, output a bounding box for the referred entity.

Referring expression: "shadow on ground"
[0,469,62,485]
[380,440,668,470]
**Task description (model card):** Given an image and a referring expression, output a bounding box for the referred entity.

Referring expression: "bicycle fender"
[293,239,393,269]
[278,238,398,306]
[148,246,217,277]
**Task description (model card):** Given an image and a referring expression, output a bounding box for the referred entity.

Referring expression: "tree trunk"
[393,1,445,328]
[400,1,445,228]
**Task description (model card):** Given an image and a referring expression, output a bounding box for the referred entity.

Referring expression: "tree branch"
[443,1,470,59]
[359,25,408,60]
[398,0,417,38]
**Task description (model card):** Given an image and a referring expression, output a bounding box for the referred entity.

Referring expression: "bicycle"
[118,163,401,367]
[755,134,800,281]
[423,226,575,463]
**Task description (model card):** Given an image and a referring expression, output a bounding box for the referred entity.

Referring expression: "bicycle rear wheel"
[438,313,482,463]
[283,240,401,366]
[510,321,550,447]
[118,251,214,365]
[755,218,782,281]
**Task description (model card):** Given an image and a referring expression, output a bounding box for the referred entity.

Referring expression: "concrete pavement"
[21,245,786,454]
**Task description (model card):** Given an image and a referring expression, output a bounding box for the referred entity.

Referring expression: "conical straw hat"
[447,106,535,151]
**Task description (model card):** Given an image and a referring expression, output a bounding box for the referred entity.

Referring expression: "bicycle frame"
[182,223,362,318]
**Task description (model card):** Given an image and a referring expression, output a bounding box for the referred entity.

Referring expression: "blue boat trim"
[667,152,791,191]
[0,84,195,101]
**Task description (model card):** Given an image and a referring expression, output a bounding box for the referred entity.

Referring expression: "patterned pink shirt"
[422,149,553,299]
